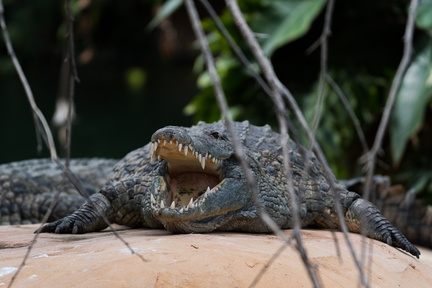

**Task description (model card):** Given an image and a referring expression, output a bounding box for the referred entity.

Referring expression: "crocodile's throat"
[149,138,227,220]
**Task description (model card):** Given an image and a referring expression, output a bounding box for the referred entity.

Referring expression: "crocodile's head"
[149,121,250,233]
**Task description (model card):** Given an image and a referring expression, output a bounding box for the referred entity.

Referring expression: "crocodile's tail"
[0,158,117,225]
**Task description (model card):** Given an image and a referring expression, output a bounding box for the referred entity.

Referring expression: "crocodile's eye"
[209,130,227,140]
[210,131,220,139]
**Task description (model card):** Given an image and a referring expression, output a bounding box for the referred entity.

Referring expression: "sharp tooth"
[150,194,156,204]
[198,154,202,162]
[161,200,165,208]
[200,157,206,169]
[205,152,208,158]
[179,207,184,213]
[178,143,183,152]
[164,140,167,145]
[170,201,175,210]
[153,142,158,152]
[187,198,194,209]
[170,140,173,144]
[206,187,211,194]
[184,145,188,156]
[157,139,161,143]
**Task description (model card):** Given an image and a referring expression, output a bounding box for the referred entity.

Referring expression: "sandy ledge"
[1,225,431,288]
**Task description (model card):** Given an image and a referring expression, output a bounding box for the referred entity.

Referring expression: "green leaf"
[416,0,432,36]
[254,0,327,56]
[390,37,432,164]
[146,0,183,31]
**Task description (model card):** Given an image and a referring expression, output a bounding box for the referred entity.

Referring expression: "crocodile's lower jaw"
[151,176,226,215]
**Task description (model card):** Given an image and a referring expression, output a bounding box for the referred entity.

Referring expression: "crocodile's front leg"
[345,198,421,258]
[36,178,161,234]
[36,192,112,234]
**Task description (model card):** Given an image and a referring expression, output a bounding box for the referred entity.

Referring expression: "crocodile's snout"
[151,126,191,144]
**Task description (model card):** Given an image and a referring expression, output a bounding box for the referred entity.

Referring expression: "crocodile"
[0,121,421,258]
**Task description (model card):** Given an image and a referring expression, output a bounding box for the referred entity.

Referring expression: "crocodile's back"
[0,158,117,225]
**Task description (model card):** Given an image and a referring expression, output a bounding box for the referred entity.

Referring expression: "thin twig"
[226,0,371,286]
[278,32,372,288]
[0,2,146,285]
[0,1,57,160]
[184,0,288,241]
[326,75,369,153]
[311,0,335,134]
[249,239,291,288]
[64,0,80,166]
[359,0,419,284]
[8,177,68,288]
[362,0,419,201]
[197,0,272,97]
[225,0,321,286]
[197,0,299,137]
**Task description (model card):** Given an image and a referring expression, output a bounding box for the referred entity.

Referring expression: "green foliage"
[416,0,432,36]
[301,71,388,178]
[147,0,183,31]
[182,0,327,125]
[253,0,327,56]
[171,0,432,199]
[390,37,432,164]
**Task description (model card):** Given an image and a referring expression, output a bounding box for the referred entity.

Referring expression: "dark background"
[1,0,431,203]
[0,1,199,163]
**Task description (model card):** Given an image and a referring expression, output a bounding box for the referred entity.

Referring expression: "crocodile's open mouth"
[149,138,226,214]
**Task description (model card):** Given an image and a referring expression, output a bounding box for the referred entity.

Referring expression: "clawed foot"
[347,199,420,258]
[35,214,92,234]
[378,225,420,258]
[35,194,111,234]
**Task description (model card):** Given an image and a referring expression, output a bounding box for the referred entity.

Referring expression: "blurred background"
[0,0,431,202]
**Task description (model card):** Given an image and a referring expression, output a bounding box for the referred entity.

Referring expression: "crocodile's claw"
[346,199,420,258]
[35,193,111,234]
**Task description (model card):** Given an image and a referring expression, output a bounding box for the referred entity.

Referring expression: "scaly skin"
[0,158,117,225]
[8,121,422,258]
[342,176,432,249]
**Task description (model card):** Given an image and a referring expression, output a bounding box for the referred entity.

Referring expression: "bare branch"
[225,1,373,286]
[197,0,299,136]
[311,0,335,134]
[249,239,292,288]
[197,0,272,97]
[0,1,57,160]
[362,0,419,201]
[64,0,80,166]
[225,0,322,286]
[0,2,146,285]
[184,0,288,242]
[326,75,369,152]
